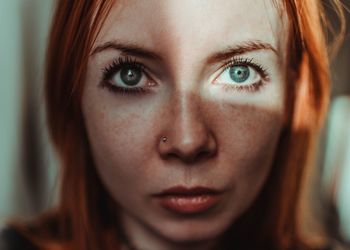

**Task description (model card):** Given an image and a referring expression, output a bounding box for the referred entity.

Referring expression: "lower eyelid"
[222,80,266,93]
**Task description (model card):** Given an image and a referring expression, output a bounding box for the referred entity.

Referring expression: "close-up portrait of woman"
[0,0,349,250]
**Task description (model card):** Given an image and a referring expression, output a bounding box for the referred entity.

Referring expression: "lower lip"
[157,195,220,215]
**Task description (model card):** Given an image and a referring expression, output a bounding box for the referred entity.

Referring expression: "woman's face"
[82,0,288,249]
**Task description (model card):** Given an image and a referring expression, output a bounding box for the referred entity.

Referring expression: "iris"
[120,67,142,86]
[229,66,250,83]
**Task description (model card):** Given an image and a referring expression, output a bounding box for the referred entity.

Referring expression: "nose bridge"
[172,89,203,139]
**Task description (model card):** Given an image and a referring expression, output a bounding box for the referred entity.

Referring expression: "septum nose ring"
[162,136,168,142]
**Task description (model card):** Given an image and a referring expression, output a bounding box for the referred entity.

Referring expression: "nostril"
[165,149,211,164]
[194,149,216,162]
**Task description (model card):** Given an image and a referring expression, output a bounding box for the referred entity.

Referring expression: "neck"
[121,241,219,250]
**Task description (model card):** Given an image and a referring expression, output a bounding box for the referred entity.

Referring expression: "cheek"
[81,94,163,202]
[211,102,283,212]
[222,104,282,165]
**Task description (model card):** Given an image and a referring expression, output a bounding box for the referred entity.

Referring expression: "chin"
[152,214,234,244]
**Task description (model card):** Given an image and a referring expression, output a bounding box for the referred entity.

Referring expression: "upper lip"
[154,186,222,197]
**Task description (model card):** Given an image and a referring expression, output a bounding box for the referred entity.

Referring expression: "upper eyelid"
[222,58,255,69]
[94,40,276,78]
[212,58,270,84]
[102,58,145,76]
[102,57,157,85]
[218,57,268,73]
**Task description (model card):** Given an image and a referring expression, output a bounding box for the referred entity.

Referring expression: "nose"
[158,90,217,164]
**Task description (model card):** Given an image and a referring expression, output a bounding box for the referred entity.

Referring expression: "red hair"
[15,1,345,249]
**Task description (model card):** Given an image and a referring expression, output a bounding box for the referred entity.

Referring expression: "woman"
[1,0,346,249]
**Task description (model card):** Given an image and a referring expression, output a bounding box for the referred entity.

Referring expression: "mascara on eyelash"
[101,56,145,82]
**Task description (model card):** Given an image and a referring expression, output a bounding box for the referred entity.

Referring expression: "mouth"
[153,186,223,215]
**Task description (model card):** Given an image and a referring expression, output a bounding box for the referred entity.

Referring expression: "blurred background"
[0,0,349,247]
[0,0,57,221]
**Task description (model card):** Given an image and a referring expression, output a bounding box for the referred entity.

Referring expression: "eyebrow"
[91,41,162,60]
[91,40,277,63]
[206,40,277,64]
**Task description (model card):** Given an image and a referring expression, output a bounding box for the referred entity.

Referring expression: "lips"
[154,186,222,215]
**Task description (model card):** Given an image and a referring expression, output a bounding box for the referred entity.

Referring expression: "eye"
[213,58,268,92]
[111,64,145,86]
[100,57,155,95]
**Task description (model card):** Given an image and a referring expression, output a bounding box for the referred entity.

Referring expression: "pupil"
[120,67,142,86]
[229,66,250,83]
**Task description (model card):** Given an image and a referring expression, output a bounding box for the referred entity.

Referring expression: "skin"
[82,0,288,249]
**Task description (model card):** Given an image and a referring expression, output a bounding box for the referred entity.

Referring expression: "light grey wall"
[0,0,57,224]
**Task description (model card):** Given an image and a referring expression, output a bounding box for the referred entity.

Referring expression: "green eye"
[120,66,142,86]
[213,58,268,92]
[229,66,250,83]
[214,63,260,87]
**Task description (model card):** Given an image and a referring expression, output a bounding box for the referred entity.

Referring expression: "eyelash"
[100,56,269,95]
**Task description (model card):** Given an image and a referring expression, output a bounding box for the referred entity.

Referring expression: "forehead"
[95,0,287,60]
